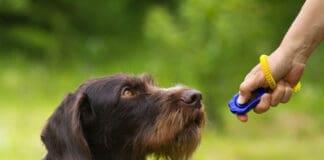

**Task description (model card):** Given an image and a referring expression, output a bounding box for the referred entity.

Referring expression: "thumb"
[238,71,264,104]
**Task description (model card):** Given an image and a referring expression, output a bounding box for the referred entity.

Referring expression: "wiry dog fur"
[41,74,206,160]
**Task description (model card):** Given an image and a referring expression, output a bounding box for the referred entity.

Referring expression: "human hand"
[236,53,305,122]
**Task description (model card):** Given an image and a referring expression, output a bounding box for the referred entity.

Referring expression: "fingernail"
[237,96,245,104]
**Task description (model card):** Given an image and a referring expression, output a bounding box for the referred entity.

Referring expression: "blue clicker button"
[228,88,268,115]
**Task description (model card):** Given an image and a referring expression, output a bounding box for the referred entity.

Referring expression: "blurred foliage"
[1,0,324,159]
[0,0,308,121]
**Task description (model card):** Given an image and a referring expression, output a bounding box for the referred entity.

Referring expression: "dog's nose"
[181,90,202,108]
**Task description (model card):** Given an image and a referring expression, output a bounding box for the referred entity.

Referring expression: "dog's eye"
[122,88,134,97]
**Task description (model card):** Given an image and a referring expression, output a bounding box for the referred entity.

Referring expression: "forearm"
[277,0,324,64]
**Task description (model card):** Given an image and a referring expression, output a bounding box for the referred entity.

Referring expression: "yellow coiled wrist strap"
[259,55,301,92]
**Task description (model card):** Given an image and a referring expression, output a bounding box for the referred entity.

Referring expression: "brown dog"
[41,74,206,160]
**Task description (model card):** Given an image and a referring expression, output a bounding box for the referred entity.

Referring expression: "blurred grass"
[1,0,324,159]
[1,56,324,160]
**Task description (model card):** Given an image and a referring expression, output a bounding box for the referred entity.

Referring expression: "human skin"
[237,0,324,122]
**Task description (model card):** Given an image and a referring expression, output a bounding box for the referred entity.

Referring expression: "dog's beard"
[135,100,206,160]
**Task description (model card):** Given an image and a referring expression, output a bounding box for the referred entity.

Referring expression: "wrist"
[277,37,313,64]
[278,23,322,64]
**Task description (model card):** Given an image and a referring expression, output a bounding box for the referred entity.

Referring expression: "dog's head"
[41,74,206,160]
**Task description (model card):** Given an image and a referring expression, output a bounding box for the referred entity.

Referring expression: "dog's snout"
[181,90,202,107]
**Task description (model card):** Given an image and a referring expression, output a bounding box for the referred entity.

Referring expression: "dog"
[41,74,206,160]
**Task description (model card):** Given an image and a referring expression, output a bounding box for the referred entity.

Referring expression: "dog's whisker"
[41,73,206,160]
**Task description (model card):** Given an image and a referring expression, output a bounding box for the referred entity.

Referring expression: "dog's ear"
[41,92,94,160]
[78,93,96,127]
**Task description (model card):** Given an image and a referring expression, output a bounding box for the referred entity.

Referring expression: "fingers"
[235,62,301,122]
[238,79,254,104]
[235,94,271,122]
[236,114,248,122]
[238,65,265,104]
[235,56,304,123]
[270,80,294,106]
[253,93,271,114]
[252,81,293,114]
[285,62,305,86]
[235,83,293,122]
[281,85,293,103]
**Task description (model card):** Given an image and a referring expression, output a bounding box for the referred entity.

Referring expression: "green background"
[1,0,323,159]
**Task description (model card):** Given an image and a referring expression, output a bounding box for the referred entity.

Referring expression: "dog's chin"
[174,122,201,145]
[143,104,206,159]
[172,107,206,152]
[193,107,206,128]
[164,117,204,159]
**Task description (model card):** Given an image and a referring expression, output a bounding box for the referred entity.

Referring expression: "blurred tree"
[142,0,305,126]
[0,0,309,127]
[0,0,178,61]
